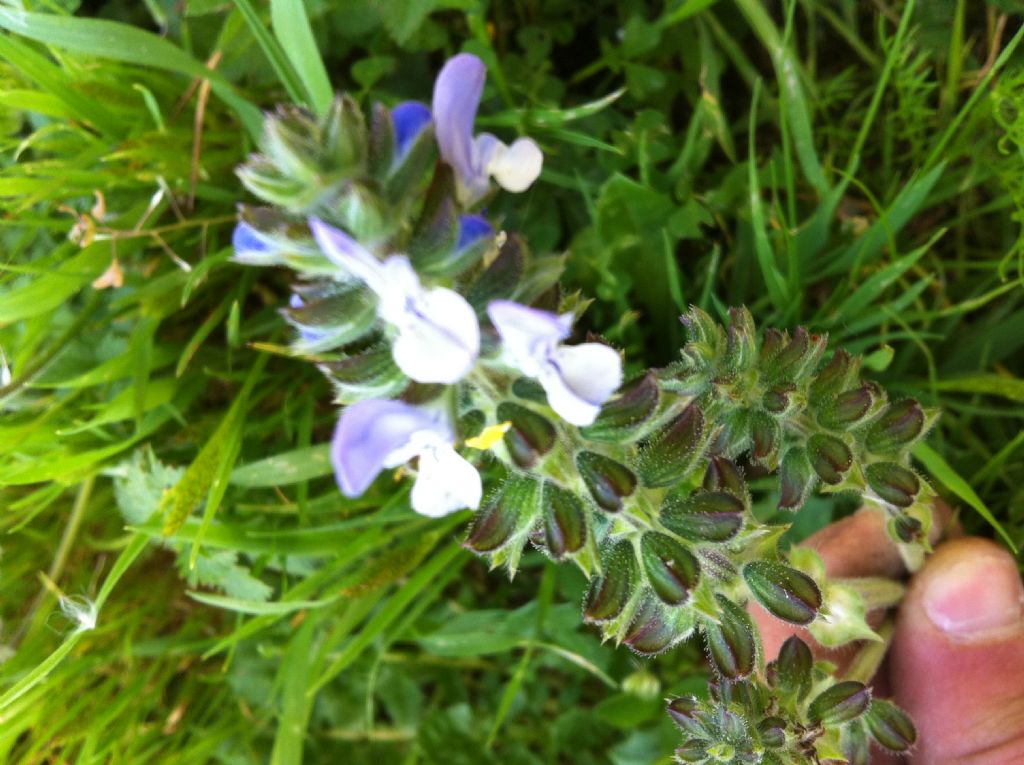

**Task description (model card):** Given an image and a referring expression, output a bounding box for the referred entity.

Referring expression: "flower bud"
[771,326,810,373]
[806,433,853,485]
[865,399,926,455]
[766,327,826,383]
[284,284,377,351]
[807,681,871,725]
[818,384,875,428]
[759,327,786,363]
[890,512,923,544]
[540,482,586,559]
[778,447,814,510]
[579,371,660,442]
[703,595,757,679]
[680,307,724,357]
[768,635,813,698]
[720,308,757,374]
[407,167,460,275]
[381,110,437,203]
[366,102,396,177]
[639,404,706,487]
[319,341,407,403]
[623,597,677,655]
[496,402,556,469]
[464,476,540,553]
[321,95,369,174]
[757,717,787,748]
[675,740,709,763]
[667,696,699,728]
[662,491,744,543]
[466,235,525,311]
[702,456,747,499]
[864,698,916,752]
[640,533,700,606]
[743,561,822,625]
[750,411,780,463]
[583,539,637,623]
[762,384,795,414]
[865,462,920,508]
[809,348,856,402]
[576,452,637,512]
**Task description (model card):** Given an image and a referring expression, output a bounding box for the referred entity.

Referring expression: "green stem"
[844,618,895,685]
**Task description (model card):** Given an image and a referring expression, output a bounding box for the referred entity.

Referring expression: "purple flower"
[310,218,480,384]
[232,221,280,264]
[456,214,493,250]
[332,398,482,517]
[391,101,432,157]
[432,53,543,205]
[487,300,623,426]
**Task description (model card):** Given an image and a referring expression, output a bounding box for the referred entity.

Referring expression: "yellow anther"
[465,421,512,450]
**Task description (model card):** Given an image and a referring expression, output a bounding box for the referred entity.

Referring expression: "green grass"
[1,1,1023,762]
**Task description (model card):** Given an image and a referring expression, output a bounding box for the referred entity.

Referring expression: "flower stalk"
[233,52,937,765]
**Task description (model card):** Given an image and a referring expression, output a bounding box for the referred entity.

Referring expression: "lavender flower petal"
[487,300,572,376]
[308,217,385,290]
[432,53,485,184]
[331,398,449,497]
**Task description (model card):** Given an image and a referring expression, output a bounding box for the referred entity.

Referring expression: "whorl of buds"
[671,636,913,763]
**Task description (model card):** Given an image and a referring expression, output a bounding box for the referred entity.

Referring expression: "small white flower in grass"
[309,218,480,384]
[487,300,623,426]
[432,53,543,205]
[332,398,482,518]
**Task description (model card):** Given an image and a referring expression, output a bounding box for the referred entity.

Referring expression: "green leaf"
[271,0,333,116]
[931,374,1024,402]
[913,442,1018,551]
[187,591,331,615]
[0,8,261,138]
[0,243,111,324]
[231,444,332,487]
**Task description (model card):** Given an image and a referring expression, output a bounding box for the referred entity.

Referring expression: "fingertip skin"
[890,538,1024,764]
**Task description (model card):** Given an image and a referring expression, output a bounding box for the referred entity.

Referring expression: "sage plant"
[234,52,938,764]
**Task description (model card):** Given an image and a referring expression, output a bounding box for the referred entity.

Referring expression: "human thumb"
[888,537,1024,764]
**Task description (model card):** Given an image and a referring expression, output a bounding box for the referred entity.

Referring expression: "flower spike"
[332,398,482,517]
[431,53,543,204]
[310,218,480,384]
[487,299,622,426]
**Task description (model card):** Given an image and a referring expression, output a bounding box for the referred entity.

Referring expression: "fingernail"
[924,554,1024,639]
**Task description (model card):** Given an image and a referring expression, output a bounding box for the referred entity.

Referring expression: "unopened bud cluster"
[668,635,915,764]
[233,53,933,765]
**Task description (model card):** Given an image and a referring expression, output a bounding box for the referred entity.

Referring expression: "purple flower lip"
[487,300,622,426]
[432,53,543,204]
[331,398,481,517]
[308,218,481,384]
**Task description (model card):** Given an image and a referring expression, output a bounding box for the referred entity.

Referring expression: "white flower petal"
[392,286,480,384]
[487,300,571,376]
[375,256,426,325]
[486,137,543,193]
[411,445,482,517]
[540,343,623,426]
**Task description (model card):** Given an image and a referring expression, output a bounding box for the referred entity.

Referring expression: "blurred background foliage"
[0,0,1023,762]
